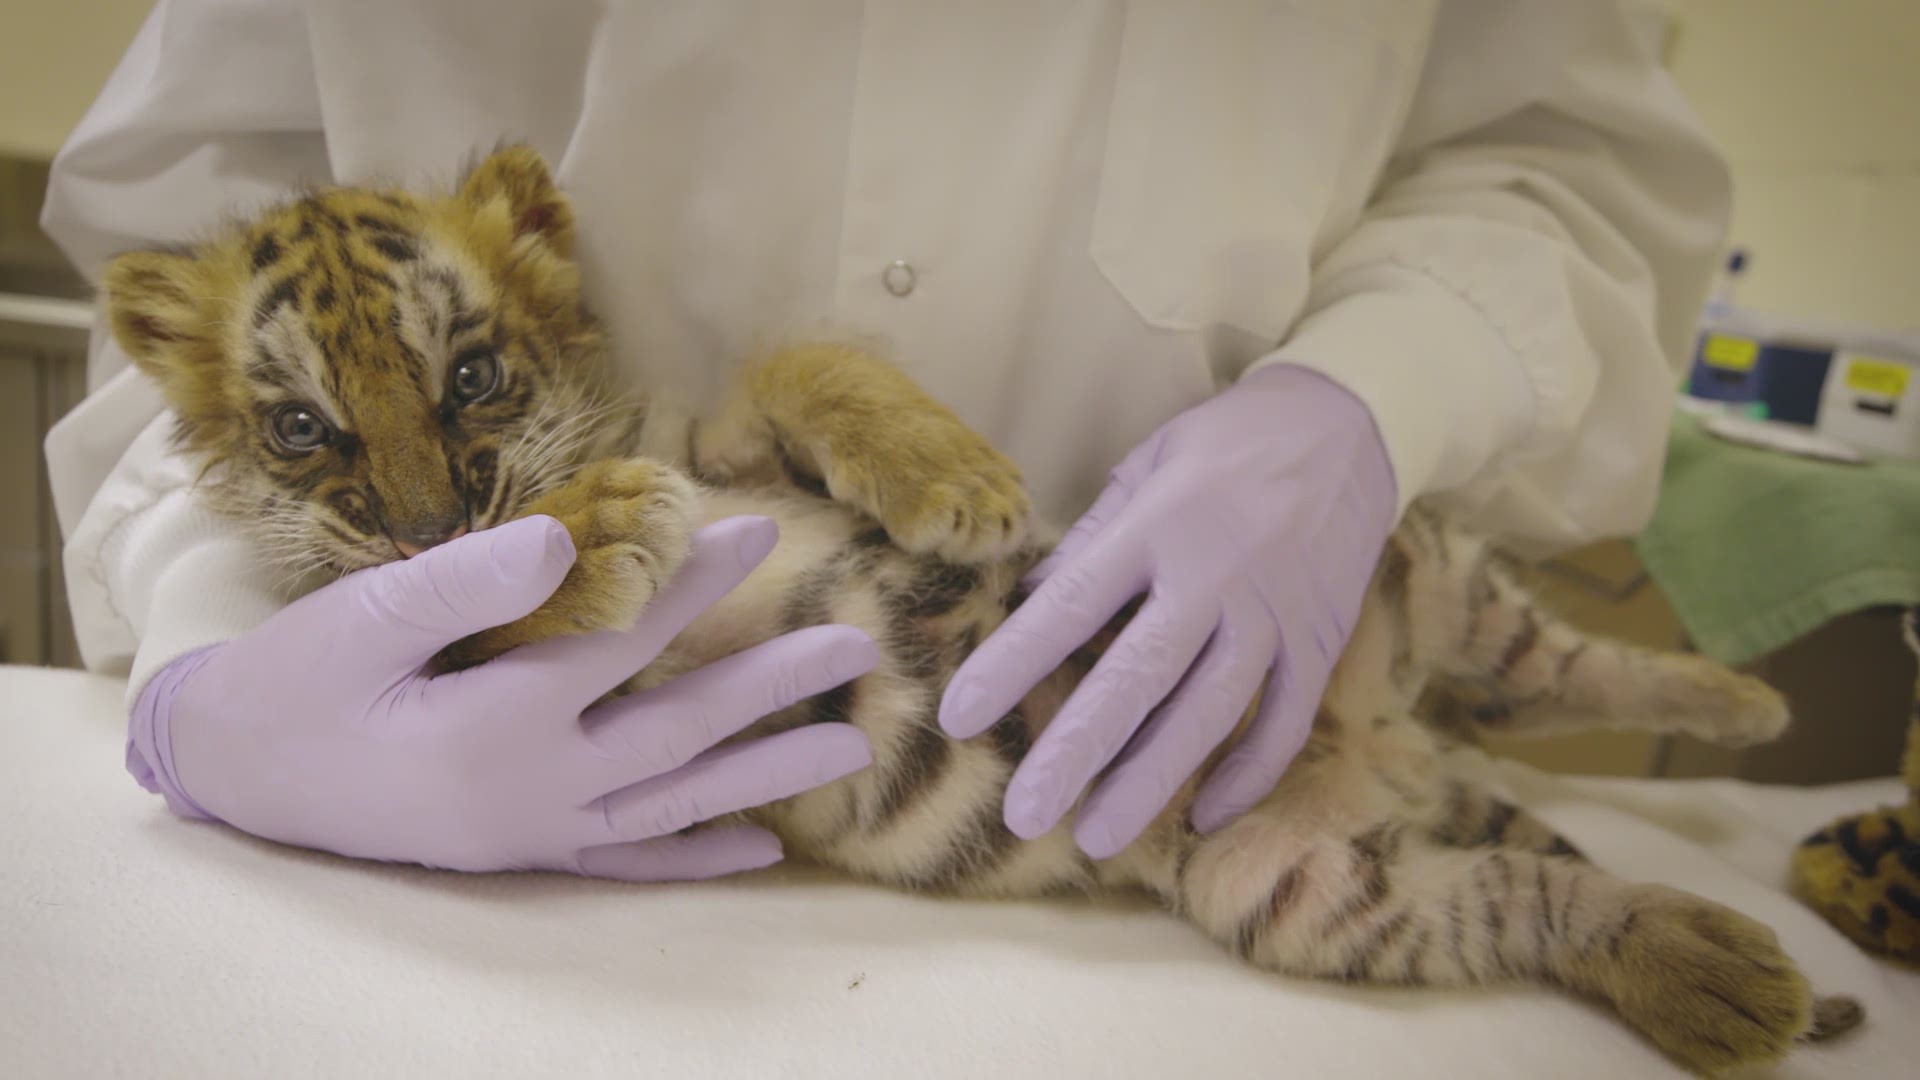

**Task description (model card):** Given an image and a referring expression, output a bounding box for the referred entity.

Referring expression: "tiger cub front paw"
[530,458,696,631]
[825,418,1032,564]
[434,458,695,670]
[696,343,1033,564]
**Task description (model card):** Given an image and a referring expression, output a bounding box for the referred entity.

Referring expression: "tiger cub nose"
[393,521,470,558]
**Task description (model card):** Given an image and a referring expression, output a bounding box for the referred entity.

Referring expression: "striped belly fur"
[637,488,1861,1073]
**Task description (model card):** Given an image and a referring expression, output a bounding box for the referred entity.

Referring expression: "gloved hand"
[939,363,1397,858]
[128,514,877,880]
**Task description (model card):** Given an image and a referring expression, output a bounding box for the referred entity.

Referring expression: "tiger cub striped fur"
[104,146,1860,1075]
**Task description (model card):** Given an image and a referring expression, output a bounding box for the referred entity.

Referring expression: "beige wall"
[0,1,153,160]
[1668,0,1920,330]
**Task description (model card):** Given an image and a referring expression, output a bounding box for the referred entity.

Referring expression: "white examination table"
[4,665,1916,1078]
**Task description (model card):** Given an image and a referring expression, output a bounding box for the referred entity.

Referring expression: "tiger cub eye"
[270,403,333,452]
[451,351,500,404]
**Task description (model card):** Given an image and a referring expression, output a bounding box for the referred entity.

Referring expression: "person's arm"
[1261,0,1729,550]
[43,0,332,696]
[944,0,1731,856]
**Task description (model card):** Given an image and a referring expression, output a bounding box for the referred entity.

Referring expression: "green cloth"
[1635,412,1920,665]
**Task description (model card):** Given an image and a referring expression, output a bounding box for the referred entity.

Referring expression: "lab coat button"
[882,260,916,297]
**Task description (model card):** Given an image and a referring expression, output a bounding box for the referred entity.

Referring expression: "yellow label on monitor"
[1701,334,1759,372]
[1844,357,1911,399]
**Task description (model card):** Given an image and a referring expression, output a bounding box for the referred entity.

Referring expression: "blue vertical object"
[1688,249,1761,407]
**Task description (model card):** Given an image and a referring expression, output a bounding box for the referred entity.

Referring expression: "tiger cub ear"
[458,144,574,256]
[102,248,212,378]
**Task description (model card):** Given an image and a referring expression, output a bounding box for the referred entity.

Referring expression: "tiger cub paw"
[435,458,695,670]
[1595,886,1813,1074]
[534,457,696,631]
[1675,664,1793,747]
[694,344,1032,563]
[823,417,1032,564]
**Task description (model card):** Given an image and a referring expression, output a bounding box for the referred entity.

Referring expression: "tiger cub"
[104,146,1860,1074]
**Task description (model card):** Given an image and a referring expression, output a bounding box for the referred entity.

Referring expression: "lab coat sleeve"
[1259,0,1730,552]
[40,0,330,698]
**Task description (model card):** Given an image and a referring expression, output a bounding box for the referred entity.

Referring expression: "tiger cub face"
[103,147,619,574]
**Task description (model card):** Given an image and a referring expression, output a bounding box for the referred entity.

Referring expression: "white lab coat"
[42,0,1730,696]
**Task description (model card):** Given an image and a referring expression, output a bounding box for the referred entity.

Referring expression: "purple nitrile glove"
[938,363,1397,858]
[127,514,877,880]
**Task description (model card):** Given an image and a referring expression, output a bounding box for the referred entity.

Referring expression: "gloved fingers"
[621,517,782,654]
[1071,601,1276,859]
[1021,479,1134,589]
[1190,645,1329,833]
[1001,595,1215,840]
[593,724,872,846]
[939,528,1149,739]
[572,825,785,882]
[576,625,879,794]
[465,516,780,711]
[320,515,575,679]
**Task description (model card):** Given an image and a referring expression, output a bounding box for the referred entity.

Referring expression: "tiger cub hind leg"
[1423,780,1586,861]
[1386,510,1789,748]
[1156,803,1839,1074]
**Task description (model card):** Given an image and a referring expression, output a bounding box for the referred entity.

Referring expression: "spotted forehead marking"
[240,193,492,418]
[394,262,494,393]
